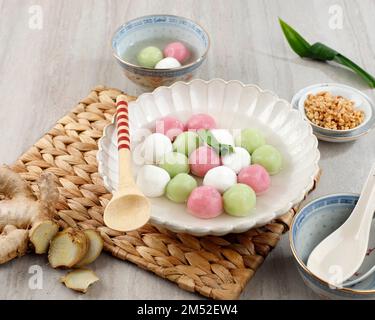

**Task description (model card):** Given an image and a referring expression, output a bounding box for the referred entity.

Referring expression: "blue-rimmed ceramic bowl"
[291,83,375,143]
[112,15,210,89]
[290,193,375,299]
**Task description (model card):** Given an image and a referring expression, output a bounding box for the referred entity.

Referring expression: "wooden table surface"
[0,0,374,300]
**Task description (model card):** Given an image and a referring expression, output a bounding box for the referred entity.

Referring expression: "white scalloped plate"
[97,79,320,236]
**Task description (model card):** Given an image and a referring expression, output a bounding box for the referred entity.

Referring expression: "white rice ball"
[136,165,170,197]
[155,57,181,69]
[203,166,237,193]
[222,147,251,173]
[210,129,234,146]
[143,133,173,164]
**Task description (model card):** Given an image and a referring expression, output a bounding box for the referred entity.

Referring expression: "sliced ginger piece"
[29,172,60,254]
[60,269,99,293]
[30,220,59,254]
[75,230,103,267]
[48,228,88,268]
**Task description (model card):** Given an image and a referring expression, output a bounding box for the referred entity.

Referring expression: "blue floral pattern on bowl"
[112,15,209,89]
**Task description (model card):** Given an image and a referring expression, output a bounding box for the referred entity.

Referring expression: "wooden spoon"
[103,95,150,232]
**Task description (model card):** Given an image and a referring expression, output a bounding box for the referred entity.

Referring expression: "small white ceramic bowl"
[97,79,320,236]
[112,15,210,89]
[297,84,372,135]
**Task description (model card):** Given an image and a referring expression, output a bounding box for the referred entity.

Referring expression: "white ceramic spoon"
[307,163,375,286]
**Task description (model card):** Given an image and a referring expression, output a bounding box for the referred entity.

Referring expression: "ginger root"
[48,228,89,268]
[0,225,29,264]
[60,269,99,293]
[0,166,59,263]
[0,166,103,294]
[75,230,103,267]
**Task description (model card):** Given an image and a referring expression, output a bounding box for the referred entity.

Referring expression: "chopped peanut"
[304,91,364,130]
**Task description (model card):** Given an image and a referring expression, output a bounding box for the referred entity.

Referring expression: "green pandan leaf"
[197,130,234,156]
[334,54,375,88]
[279,18,312,58]
[279,18,375,88]
[309,42,337,61]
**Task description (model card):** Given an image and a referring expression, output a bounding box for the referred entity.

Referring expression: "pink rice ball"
[238,164,271,194]
[189,146,220,177]
[164,42,191,63]
[187,186,223,219]
[155,116,185,141]
[186,113,216,131]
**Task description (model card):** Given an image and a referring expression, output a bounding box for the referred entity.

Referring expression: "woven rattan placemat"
[11,86,319,300]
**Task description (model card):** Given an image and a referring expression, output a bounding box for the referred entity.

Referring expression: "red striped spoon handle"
[116,99,130,151]
[115,95,135,190]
